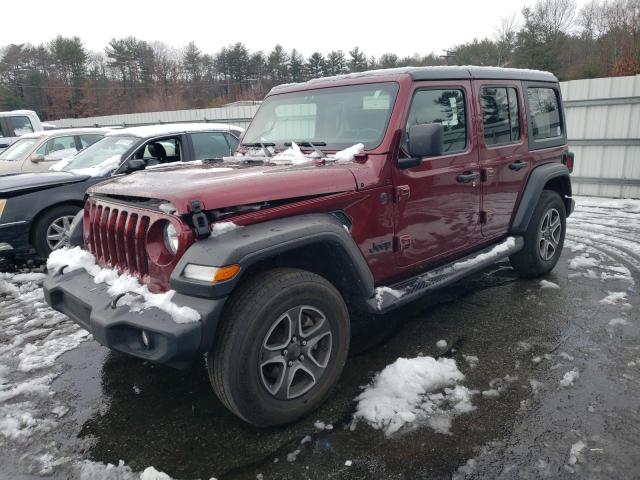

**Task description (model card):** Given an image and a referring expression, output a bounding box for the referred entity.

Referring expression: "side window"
[140,137,181,164]
[191,132,234,160]
[224,133,240,153]
[80,134,104,149]
[405,89,466,154]
[481,87,521,146]
[8,116,34,136]
[527,88,562,140]
[36,135,78,160]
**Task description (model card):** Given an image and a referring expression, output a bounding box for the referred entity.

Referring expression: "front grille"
[86,200,150,276]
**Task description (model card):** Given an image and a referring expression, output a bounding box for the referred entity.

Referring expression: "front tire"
[208,268,350,427]
[32,204,82,258]
[510,190,566,277]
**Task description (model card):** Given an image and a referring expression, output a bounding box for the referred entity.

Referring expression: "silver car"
[0,128,111,174]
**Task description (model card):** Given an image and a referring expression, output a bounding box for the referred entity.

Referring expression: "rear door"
[475,81,529,239]
[393,80,482,268]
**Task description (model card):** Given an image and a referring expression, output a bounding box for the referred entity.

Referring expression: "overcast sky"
[2,0,591,58]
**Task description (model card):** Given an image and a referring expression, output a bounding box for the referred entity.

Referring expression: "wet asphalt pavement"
[0,196,639,479]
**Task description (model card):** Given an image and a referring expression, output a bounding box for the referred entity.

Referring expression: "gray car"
[0,128,111,174]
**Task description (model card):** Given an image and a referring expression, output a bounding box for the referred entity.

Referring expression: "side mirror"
[408,123,443,158]
[30,154,45,163]
[398,123,444,169]
[127,159,146,172]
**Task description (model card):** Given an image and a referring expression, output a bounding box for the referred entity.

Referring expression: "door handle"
[509,160,529,171]
[456,171,480,183]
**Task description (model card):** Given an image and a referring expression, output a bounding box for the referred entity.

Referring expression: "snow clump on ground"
[353,356,476,436]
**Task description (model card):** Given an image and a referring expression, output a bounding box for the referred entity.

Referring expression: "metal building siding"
[53,104,259,130]
[561,74,640,198]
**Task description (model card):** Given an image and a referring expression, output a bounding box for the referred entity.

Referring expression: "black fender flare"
[170,213,375,300]
[511,163,572,234]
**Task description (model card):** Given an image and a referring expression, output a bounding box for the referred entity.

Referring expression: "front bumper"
[44,268,227,369]
[0,221,31,256]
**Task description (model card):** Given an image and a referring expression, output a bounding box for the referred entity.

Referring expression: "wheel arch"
[511,163,572,235]
[171,213,375,302]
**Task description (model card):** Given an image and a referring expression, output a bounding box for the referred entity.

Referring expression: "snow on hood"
[64,154,122,177]
[47,247,200,324]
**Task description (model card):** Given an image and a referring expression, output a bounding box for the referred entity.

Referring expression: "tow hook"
[56,265,69,276]
[190,200,211,239]
[111,292,127,309]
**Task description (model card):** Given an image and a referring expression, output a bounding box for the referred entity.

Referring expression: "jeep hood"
[0,171,91,196]
[91,163,358,213]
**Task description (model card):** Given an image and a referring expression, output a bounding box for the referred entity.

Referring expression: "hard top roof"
[270,66,557,94]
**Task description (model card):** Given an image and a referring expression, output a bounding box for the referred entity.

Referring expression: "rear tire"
[208,268,350,427]
[32,204,82,258]
[510,190,566,278]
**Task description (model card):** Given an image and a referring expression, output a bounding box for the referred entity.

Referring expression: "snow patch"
[568,440,586,465]
[353,356,475,435]
[436,339,448,349]
[47,247,200,324]
[560,370,579,388]
[569,254,599,270]
[453,237,516,271]
[462,355,479,369]
[210,221,240,236]
[330,143,364,163]
[158,202,177,214]
[539,279,560,289]
[600,291,631,308]
[374,286,404,310]
[608,317,629,326]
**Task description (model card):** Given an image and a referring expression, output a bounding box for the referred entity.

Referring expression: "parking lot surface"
[0,196,638,479]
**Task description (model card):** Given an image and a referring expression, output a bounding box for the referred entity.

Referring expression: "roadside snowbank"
[47,247,200,324]
[353,356,475,435]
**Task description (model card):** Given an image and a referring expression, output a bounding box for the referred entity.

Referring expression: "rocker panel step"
[368,236,524,313]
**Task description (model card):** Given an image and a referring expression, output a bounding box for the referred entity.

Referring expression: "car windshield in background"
[242,82,399,150]
[63,136,137,172]
[0,138,39,161]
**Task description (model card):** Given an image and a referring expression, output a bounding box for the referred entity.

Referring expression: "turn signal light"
[214,264,241,282]
[183,263,241,283]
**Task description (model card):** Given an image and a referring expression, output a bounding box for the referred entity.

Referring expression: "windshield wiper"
[241,142,275,158]
[284,141,327,158]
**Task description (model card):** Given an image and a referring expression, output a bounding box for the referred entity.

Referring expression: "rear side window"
[481,87,521,146]
[191,132,234,160]
[405,89,467,154]
[527,88,562,140]
[8,116,34,136]
[80,134,104,148]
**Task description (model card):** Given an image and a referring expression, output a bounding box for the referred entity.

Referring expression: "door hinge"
[479,211,487,224]
[395,185,411,203]
[394,234,412,251]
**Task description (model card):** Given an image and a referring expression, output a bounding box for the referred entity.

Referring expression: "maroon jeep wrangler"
[44,67,574,426]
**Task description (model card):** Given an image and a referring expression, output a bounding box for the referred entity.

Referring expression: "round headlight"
[163,223,179,255]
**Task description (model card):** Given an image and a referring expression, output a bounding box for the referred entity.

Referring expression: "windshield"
[242,82,399,150]
[0,138,39,161]
[63,136,137,174]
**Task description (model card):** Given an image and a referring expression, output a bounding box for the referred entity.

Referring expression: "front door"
[393,81,482,268]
